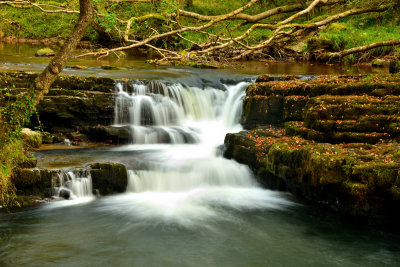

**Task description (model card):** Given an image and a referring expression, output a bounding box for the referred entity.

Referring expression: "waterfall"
[126,158,257,193]
[44,75,292,223]
[52,170,93,200]
[113,80,246,144]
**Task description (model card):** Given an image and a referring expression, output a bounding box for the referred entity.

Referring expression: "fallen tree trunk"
[319,39,400,62]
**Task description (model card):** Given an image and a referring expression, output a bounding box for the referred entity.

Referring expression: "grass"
[317,11,400,63]
[0,139,26,208]
[0,5,99,42]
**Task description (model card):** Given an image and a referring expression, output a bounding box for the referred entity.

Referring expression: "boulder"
[20,128,42,148]
[90,163,128,195]
[59,189,71,199]
[372,59,386,67]
[35,48,55,57]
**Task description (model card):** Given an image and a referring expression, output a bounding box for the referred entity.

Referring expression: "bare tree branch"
[75,0,261,58]
[320,39,400,61]
[0,0,79,13]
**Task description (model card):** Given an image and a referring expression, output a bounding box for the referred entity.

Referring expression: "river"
[0,43,399,266]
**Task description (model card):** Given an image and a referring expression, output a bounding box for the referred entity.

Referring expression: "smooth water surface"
[1,195,399,267]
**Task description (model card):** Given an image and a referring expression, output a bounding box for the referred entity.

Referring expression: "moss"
[20,128,42,149]
[90,162,128,195]
[224,127,400,225]
[371,59,386,67]
[328,23,347,33]
[100,65,120,70]
[34,48,55,57]
[12,168,53,196]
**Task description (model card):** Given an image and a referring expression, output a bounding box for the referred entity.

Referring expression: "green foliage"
[0,88,36,146]
[157,0,178,15]
[0,139,26,209]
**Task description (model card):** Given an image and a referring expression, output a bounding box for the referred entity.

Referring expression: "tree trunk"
[318,38,400,62]
[34,0,95,105]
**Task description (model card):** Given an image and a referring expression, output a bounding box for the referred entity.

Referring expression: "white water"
[52,170,94,202]
[113,80,244,144]
[48,78,293,224]
[96,79,293,226]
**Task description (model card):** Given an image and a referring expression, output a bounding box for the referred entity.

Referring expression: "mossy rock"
[307,37,335,52]
[372,59,386,67]
[67,65,88,70]
[224,128,400,227]
[90,162,128,195]
[20,128,42,149]
[35,48,55,57]
[18,154,37,168]
[101,65,120,70]
[12,168,54,197]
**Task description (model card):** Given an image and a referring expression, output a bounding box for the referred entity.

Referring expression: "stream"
[0,43,399,266]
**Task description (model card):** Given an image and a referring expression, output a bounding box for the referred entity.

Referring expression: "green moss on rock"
[224,128,400,227]
[20,128,42,149]
[35,48,55,57]
[90,162,128,195]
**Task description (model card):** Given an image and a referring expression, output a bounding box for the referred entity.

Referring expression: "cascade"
[113,79,245,144]
[52,169,93,199]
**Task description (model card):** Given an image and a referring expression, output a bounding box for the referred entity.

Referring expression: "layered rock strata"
[225,74,400,228]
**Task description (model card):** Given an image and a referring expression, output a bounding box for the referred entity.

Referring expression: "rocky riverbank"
[224,74,400,229]
[13,160,128,206]
[0,71,137,144]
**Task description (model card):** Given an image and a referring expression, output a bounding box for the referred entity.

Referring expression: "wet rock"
[224,129,400,228]
[12,168,56,197]
[36,90,115,131]
[225,74,400,229]
[59,189,71,199]
[20,128,42,148]
[81,126,132,144]
[101,65,120,70]
[90,163,128,195]
[35,48,55,57]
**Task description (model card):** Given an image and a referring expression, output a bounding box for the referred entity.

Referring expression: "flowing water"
[1,49,399,266]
